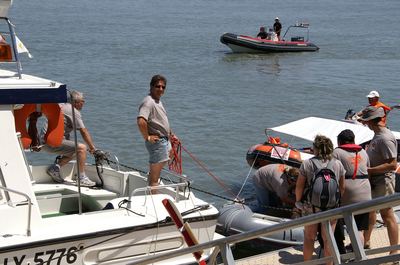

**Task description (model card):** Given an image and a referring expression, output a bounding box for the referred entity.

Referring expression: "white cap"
[275,17,279,20]
[366,90,380,98]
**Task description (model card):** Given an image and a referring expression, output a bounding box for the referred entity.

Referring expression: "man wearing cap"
[358,106,398,254]
[365,90,391,126]
[273,17,282,40]
[253,164,299,212]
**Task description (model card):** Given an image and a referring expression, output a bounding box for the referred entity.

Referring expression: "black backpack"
[307,158,340,210]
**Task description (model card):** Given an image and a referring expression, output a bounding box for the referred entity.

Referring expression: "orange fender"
[14,104,64,149]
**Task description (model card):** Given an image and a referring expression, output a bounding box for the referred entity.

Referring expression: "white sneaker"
[78,177,96,187]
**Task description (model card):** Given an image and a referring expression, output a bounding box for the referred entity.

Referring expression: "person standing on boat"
[138,74,175,188]
[43,90,97,187]
[295,135,345,265]
[358,106,399,254]
[332,129,371,252]
[252,164,299,212]
[273,17,282,40]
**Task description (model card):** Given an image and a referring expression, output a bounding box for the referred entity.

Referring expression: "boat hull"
[220,33,319,53]
[0,214,218,265]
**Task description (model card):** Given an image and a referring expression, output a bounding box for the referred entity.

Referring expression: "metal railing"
[0,185,32,236]
[126,193,400,265]
[127,182,189,208]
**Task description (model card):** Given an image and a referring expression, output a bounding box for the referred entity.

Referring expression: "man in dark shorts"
[273,17,282,39]
[359,106,398,254]
[332,129,371,252]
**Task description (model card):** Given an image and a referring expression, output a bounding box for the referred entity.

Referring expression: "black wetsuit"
[273,21,282,38]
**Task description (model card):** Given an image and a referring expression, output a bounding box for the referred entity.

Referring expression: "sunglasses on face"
[155,85,166,89]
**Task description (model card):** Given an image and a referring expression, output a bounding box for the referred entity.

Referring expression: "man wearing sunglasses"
[138,74,173,188]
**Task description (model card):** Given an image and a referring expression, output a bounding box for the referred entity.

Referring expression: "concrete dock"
[234,224,399,265]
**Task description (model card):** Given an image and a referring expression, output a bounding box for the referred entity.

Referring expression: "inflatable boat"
[216,204,304,249]
[246,137,304,169]
[220,23,319,53]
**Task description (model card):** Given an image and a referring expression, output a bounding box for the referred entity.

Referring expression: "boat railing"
[125,193,400,265]
[0,184,32,236]
[128,182,189,208]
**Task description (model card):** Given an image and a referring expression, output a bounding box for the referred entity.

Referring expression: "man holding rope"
[137,74,177,187]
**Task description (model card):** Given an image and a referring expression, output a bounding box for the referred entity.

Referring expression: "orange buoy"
[14,104,64,149]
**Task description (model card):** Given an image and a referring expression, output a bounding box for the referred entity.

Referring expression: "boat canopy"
[269,116,400,148]
[0,69,67,104]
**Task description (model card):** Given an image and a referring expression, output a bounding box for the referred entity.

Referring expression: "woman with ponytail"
[295,135,345,265]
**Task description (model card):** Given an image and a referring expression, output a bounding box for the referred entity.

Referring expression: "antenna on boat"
[6,18,22,78]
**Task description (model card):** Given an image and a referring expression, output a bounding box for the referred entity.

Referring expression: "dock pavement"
[233,224,400,265]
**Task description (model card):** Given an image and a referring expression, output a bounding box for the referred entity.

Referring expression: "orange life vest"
[14,104,64,149]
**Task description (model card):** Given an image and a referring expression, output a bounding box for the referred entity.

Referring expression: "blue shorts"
[145,137,171,164]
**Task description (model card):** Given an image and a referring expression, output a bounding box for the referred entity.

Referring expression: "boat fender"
[14,103,64,149]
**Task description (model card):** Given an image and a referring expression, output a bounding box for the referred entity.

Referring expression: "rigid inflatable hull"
[216,204,304,250]
[221,33,319,53]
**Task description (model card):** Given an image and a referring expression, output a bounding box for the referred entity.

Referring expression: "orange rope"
[169,136,236,198]
[168,137,183,175]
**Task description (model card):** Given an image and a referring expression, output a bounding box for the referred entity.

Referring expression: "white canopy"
[269,116,400,148]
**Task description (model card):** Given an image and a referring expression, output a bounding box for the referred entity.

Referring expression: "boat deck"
[234,224,399,265]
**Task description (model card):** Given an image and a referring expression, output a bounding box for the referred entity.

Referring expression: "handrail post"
[322,220,340,264]
[219,243,235,265]
[207,245,220,265]
[0,185,32,236]
[343,213,367,261]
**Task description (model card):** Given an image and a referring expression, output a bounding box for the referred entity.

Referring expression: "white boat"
[0,2,219,264]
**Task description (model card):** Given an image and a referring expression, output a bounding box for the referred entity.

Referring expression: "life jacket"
[14,104,64,149]
[338,144,362,180]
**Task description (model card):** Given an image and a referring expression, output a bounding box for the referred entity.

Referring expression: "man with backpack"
[295,135,345,265]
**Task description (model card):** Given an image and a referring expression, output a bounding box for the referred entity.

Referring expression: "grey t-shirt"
[253,164,290,199]
[61,103,85,140]
[332,148,371,205]
[138,95,170,138]
[366,127,397,185]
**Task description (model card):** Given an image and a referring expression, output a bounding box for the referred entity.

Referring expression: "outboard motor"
[345,109,356,120]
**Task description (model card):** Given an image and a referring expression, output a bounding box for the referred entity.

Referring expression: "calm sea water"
[12,0,400,207]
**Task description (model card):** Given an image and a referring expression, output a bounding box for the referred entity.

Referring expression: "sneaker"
[46,164,64,183]
[78,177,96,187]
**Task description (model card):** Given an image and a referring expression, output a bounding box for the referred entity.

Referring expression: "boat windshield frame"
[282,22,310,42]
